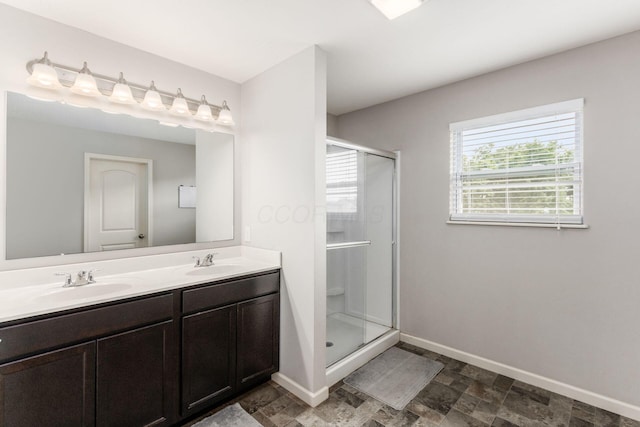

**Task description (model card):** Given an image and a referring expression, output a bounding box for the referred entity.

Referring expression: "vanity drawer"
[182,271,279,314]
[0,293,173,363]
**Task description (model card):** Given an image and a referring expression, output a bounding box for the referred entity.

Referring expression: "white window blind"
[449,99,584,225]
[327,150,358,213]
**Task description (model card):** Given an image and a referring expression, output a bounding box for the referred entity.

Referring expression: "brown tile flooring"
[184,342,640,427]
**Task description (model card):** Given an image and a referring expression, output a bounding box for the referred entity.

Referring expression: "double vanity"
[1,91,268,426]
[0,246,281,426]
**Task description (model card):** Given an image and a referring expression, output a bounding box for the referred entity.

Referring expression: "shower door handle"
[326,240,371,250]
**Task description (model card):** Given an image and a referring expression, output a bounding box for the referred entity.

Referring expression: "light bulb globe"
[109,82,136,104]
[27,63,63,89]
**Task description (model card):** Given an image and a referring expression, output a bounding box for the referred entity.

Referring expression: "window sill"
[446,220,589,229]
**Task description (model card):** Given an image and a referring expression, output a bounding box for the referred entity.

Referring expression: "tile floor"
[183,342,640,427]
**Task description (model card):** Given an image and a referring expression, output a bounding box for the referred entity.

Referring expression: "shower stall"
[325,138,397,367]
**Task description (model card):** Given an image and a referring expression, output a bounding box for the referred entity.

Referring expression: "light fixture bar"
[25,58,223,114]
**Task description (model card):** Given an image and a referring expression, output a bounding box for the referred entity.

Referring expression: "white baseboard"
[401,333,640,422]
[271,372,328,407]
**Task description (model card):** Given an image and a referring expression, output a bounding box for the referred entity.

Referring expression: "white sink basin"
[33,283,133,302]
[184,264,243,276]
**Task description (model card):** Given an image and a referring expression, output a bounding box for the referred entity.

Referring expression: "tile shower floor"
[183,342,640,427]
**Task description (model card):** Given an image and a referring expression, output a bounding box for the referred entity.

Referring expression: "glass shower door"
[326,142,395,367]
[326,243,368,365]
[326,145,367,366]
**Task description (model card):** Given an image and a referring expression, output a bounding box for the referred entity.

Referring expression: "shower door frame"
[326,136,399,334]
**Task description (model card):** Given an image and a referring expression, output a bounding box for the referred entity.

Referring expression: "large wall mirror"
[5,91,234,261]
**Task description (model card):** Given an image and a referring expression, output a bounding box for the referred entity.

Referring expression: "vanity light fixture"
[169,88,191,116]
[141,81,166,111]
[217,101,235,126]
[109,72,136,104]
[195,95,214,121]
[70,62,102,97]
[25,52,235,128]
[369,0,425,19]
[26,51,63,89]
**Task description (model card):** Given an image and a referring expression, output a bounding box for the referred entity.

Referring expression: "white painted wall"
[336,31,640,407]
[0,4,241,268]
[7,117,196,259]
[240,46,328,399]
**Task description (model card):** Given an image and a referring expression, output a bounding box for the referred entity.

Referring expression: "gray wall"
[336,31,640,406]
[7,118,196,259]
[327,113,339,137]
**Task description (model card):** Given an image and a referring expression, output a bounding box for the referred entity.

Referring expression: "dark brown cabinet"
[0,293,175,427]
[180,272,280,416]
[182,305,236,415]
[0,269,279,426]
[97,321,175,427]
[0,342,96,427]
[237,293,279,388]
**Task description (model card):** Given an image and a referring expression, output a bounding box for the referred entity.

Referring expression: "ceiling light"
[26,51,63,89]
[195,95,213,121]
[70,62,102,97]
[369,0,424,19]
[141,81,165,111]
[217,101,234,126]
[169,88,191,116]
[109,72,136,104]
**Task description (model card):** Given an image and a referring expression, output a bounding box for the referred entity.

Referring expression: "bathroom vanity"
[0,91,276,425]
[0,249,280,426]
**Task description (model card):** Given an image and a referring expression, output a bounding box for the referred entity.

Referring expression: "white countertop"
[0,246,281,324]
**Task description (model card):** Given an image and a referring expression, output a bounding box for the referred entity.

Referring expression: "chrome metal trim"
[326,240,371,250]
[326,137,397,160]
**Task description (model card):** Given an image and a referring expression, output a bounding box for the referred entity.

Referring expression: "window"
[449,99,584,225]
[326,149,359,213]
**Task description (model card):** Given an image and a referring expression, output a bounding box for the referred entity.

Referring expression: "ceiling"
[4,0,640,115]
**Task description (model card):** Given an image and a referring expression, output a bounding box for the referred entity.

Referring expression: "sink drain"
[326,341,334,347]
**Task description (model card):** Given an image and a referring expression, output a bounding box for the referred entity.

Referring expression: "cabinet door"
[96,321,175,427]
[181,304,236,415]
[237,293,279,388]
[0,342,95,427]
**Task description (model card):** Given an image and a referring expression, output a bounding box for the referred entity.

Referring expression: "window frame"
[448,99,586,228]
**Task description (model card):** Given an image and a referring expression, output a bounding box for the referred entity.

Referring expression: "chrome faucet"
[202,253,215,266]
[56,269,99,287]
[193,253,216,267]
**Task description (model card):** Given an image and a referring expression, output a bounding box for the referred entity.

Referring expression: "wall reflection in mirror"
[5,92,234,260]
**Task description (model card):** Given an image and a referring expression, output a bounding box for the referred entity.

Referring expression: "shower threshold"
[326,312,391,367]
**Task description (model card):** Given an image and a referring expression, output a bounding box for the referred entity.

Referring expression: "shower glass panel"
[326,244,367,365]
[326,142,395,367]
